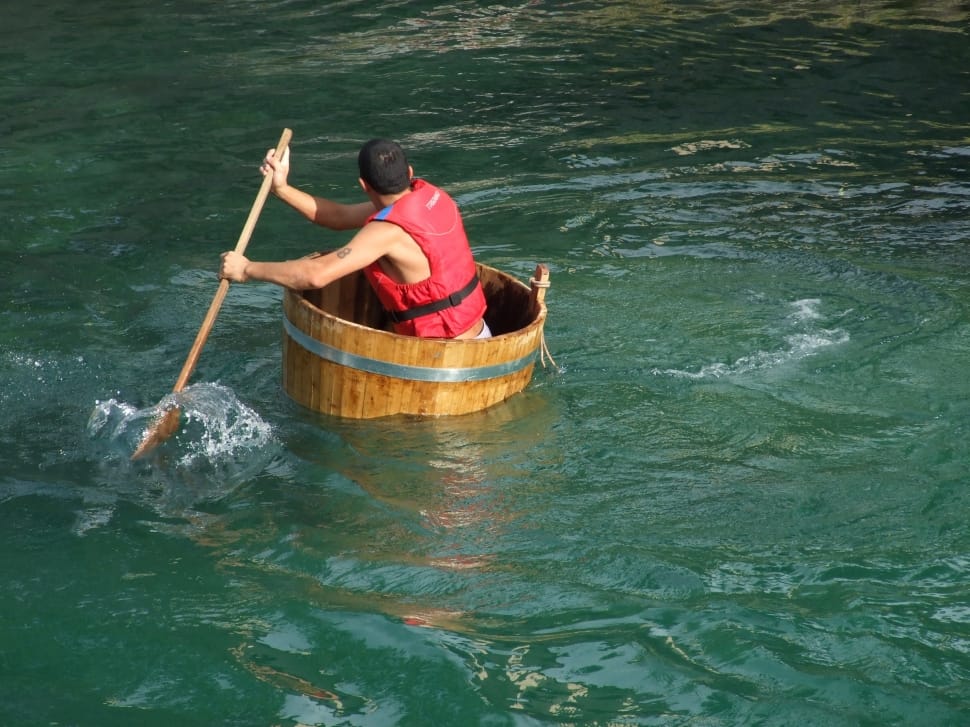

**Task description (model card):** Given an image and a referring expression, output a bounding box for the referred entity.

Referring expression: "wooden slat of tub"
[356,317,384,419]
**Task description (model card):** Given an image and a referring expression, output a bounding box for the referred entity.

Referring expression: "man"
[220,138,491,339]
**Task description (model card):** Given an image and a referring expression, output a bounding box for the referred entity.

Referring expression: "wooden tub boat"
[281,263,550,418]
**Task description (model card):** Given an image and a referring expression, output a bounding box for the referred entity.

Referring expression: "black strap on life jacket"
[386,273,481,324]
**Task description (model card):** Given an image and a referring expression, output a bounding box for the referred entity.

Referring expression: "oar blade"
[131,406,182,460]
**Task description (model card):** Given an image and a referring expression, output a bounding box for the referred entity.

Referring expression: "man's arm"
[276,185,375,231]
[263,146,375,230]
[220,221,406,290]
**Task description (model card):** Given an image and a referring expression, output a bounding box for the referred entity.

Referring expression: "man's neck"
[373,185,412,209]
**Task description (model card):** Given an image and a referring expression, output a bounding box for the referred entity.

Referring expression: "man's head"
[358,139,411,195]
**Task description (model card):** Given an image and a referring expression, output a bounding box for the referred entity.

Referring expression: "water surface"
[2,2,969,725]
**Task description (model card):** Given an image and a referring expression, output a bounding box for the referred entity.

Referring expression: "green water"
[3,2,969,725]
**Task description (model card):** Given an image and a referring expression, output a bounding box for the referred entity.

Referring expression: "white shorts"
[475,320,493,339]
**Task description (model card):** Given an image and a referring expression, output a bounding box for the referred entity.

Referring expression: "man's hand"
[220,250,250,282]
[260,145,290,194]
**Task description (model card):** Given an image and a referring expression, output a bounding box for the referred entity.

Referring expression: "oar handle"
[233,127,292,255]
[171,127,292,393]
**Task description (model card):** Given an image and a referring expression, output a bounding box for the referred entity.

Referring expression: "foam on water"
[789,298,823,322]
[655,299,850,380]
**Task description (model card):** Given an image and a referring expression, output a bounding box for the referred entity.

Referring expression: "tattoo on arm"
[337,247,352,259]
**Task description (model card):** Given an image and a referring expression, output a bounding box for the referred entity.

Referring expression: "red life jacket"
[363,179,486,338]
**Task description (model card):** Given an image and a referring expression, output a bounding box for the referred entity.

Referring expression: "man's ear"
[358,177,369,192]
[408,165,414,181]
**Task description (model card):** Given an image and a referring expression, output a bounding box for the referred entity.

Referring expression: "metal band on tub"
[282,316,536,383]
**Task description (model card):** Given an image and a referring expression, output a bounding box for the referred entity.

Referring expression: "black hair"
[357,138,410,194]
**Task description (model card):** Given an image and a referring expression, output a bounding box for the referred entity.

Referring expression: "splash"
[88,382,275,467]
[175,383,275,465]
[81,383,279,528]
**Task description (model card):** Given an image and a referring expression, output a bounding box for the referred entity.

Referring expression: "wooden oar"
[131,127,293,460]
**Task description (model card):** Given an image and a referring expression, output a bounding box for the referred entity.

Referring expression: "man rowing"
[219,138,490,339]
